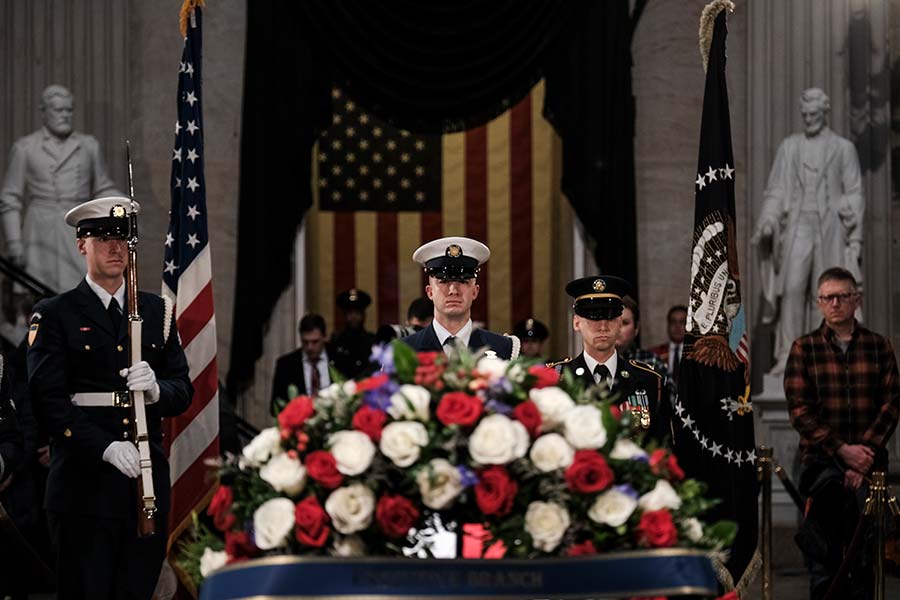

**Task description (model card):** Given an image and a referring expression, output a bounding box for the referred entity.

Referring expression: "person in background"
[271,314,332,415]
[648,304,687,387]
[616,296,668,379]
[513,317,548,361]
[374,297,434,344]
[785,267,899,600]
[330,289,375,379]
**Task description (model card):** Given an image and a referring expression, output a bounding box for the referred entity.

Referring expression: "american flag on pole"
[162,2,219,542]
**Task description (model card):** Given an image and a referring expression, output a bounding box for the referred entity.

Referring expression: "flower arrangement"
[192,342,735,581]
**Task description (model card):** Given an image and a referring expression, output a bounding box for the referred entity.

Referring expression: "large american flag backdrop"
[162,5,219,540]
[307,82,557,334]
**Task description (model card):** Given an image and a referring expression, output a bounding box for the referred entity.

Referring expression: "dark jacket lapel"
[74,279,117,337]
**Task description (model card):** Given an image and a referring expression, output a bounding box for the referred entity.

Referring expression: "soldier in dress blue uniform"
[402,237,518,359]
[330,288,375,379]
[549,276,670,444]
[26,197,193,600]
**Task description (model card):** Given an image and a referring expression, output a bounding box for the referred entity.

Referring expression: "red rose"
[356,372,389,392]
[294,496,330,547]
[352,405,388,441]
[528,365,560,389]
[305,450,344,489]
[649,449,685,482]
[565,450,614,493]
[417,351,441,366]
[609,403,622,420]
[436,391,483,426]
[474,466,518,516]
[208,484,233,518]
[375,494,420,539]
[512,401,542,438]
[637,509,678,548]
[278,395,315,433]
[716,593,740,600]
[566,540,597,556]
[225,530,260,563]
[208,485,236,531]
[415,364,445,389]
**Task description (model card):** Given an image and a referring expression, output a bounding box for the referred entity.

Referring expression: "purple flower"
[484,399,513,416]
[613,483,639,500]
[370,343,395,373]
[457,465,479,488]
[363,380,398,411]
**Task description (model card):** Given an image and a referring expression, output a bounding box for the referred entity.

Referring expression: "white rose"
[524,501,570,552]
[469,414,529,465]
[563,405,607,449]
[199,547,228,577]
[343,380,358,395]
[416,458,464,510]
[330,534,366,557]
[325,483,376,534]
[638,479,683,512]
[588,488,638,527]
[379,421,429,467]
[610,438,648,461]
[252,497,295,549]
[328,430,376,476]
[683,517,704,542]
[388,384,431,422]
[259,452,307,495]
[529,433,575,472]
[529,387,575,431]
[506,362,526,384]
[242,427,283,465]
[475,355,508,383]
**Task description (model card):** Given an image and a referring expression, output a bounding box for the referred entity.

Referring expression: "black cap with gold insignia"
[65,196,139,240]
[565,275,631,321]
[513,317,549,341]
[336,288,372,311]
[412,236,490,282]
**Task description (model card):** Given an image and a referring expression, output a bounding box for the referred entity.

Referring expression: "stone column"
[747,0,896,523]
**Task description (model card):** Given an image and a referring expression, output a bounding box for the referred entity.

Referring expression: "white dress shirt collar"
[583,351,618,385]
[432,319,474,351]
[85,275,126,310]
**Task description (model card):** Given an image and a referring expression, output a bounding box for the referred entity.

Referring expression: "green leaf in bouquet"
[175,512,225,588]
[703,519,738,547]
[391,339,419,383]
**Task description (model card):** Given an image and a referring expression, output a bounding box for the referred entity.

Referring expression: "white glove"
[120,361,160,404]
[102,441,140,478]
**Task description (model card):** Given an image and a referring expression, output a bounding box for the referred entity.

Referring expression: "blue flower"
[613,483,639,500]
[370,343,395,374]
[457,465,479,488]
[484,399,513,416]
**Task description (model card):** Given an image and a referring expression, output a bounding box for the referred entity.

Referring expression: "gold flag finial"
[179,0,205,38]
[698,0,734,73]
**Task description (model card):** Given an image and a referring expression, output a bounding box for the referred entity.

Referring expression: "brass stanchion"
[863,472,900,600]
[757,445,773,600]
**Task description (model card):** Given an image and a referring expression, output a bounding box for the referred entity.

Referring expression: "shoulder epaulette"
[545,357,572,369]
[628,359,662,378]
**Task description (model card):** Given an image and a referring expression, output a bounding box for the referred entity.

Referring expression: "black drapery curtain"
[228,0,641,389]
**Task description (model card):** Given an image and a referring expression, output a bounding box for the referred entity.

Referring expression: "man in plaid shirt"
[785,266,900,599]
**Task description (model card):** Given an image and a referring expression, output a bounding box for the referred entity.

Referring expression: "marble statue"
[752,87,864,375]
[0,84,120,292]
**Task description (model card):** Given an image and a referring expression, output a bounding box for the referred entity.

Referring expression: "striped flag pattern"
[162,4,219,541]
[307,82,556,336]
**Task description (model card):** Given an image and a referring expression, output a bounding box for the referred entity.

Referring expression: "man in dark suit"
[648,304,687,389]
[402,237,518,359]
[26,197,193,600]
[271,313,332,416]
[551,276,670,444]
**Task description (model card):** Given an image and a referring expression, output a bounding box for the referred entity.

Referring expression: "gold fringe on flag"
[689,334,740,372]
[179,0,206,38]
[699,0,735,72]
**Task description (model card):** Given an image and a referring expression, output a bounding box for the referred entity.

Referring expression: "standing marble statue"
[0,84,120,292]
[752,88,864,374]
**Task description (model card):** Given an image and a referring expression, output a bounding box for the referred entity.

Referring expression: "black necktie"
[593,364,611,385]
[671,344,681,384]
[108,298,122,337]
[443,336,457,355]
[308,357,321,397]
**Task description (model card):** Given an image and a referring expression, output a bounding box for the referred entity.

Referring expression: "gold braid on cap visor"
[575,293,622,302]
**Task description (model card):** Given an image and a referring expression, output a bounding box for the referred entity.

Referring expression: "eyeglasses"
[817,292,858,304]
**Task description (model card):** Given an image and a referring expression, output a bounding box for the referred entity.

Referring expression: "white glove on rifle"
[102,441,140,478]
[119,361,160,404]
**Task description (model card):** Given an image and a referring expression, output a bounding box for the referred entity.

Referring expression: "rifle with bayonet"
[125,141,157,537]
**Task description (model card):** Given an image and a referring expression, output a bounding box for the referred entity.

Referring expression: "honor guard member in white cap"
[403,237,519,359]
[26,197,192,600]
[549,276,670,443]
